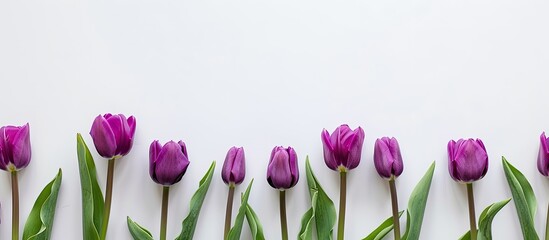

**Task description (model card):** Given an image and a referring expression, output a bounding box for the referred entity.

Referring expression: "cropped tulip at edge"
[0,123,31,172]
[373,137,404,179]
[447,138,488,183]
[321,124,365,172]
[90,113,136,159]
[149,140,190,186]
[221,146,246,185]
[538,132,549,176]
[267,146,299,190]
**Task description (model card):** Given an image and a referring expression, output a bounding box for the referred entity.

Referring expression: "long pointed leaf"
[402,162,435,240]
[127,217,154,240]
[477,198,511,240]
[76,133,104,240]
[227,180,254,240]
[245,203,265,240]
[175,161,216,240]
[362,211,404,240]
[502,157,539,239]
[298,207,315,240]
[22,169,63,240]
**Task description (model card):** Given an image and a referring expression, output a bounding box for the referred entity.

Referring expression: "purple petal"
[90,115,116,158]
[538,132,549,176]
[222,147,237,184]
[374,138,392,179]
[389,137,404,177]
[231,147,246,184]
[267,148,291,189]
[287,147,299,187]
[11,123,31,169]
[149,140,161,179]
[178,141,188,158]
[154,141,190,185]
[321,129,338,170]
[345,127,364,170]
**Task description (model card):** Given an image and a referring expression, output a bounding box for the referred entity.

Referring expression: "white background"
[1,0,549,239]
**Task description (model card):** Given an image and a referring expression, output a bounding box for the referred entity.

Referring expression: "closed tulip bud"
[221,146,245,185]
[90,113,136,159]
[267,146,299,190]
[374,137,404,179]
[448,138,488,183]
[149,140,190,186]
[538,132,549,176]
[321,124,365,172]
[0,123,31,172]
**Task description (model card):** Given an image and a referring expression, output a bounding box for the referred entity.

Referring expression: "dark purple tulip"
[537,132,549,176]
[221,146,246,185]
[374,137,404,179]
[0,123,31,172]
[447,138,488,183]
[267,146,299,190]
[90,113,136,159]
[149,140,190,186]
[321,124,365,172]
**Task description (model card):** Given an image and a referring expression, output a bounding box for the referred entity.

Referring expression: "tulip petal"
[267,150,291,189]
[389,137,404,177]
[231,147,245,184]
[106,114,127,155]
[154,141,190,185]
[321,129,338,170]
[345,127,364,170]
[222,147,236,184]
[374,138,392,179]
[538,132,549,176]
[90,115,116,158]
[288,147,299,187]
[11,123,31,169]
[149,140,162,178]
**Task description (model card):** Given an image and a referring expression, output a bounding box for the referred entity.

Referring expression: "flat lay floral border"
[0,113,547,240]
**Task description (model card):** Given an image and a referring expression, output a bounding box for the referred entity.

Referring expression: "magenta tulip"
[149,140,190,186]
[374,137,404,179]
[321,124,365,172]
[0,123,31,172]
[267,146,299,190]
[538,132,549,176]
[221,146,245,185]
[447,138,488,183]
[90,113,136,159]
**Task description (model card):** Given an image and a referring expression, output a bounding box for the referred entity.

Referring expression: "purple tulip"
[374,137,404,179]
[149,140,190,186]
[0,123,31,172]
[447,138,488,183]
[221,146,246,185]
[538,132,549,176]
[267,146,299,190]
[90,113,136,159]
[321,124,365,171]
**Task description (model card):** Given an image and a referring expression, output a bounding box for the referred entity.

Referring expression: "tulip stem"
[545,201,549,240]
[100,157,116,240]
[160,186,170,240]
[337,171,347,240]
[389,178,401,240]
[11,171,19,240]
[466,183,477,240]
[280,190,288,240]
[224,185,235,240]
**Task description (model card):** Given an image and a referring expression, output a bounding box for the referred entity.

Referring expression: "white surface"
[1,0,549,239]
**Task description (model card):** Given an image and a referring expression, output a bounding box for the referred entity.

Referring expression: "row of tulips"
[0,113,547,240]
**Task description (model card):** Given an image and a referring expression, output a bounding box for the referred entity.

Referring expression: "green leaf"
[458,198,511,240]
[298,157,337,240]
[227,179,254,240]
[245,203,266,240]
[22,169,63,240]
[175,161,216,240]
[502,157,539,239]
[477,198,512,240]
[362,211,404,240]
[76,133,104,240]
[127,217,154,240]
[402,162,435,240]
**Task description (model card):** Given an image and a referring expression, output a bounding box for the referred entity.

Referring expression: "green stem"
[467,183,477,240]
[100,157,116,240]
[160,186,170,240]
[11,171,19,240]
[280,190,288,240]
[337,171,347,240]
[545,201,549,240]
[389,178,400,240]
[224,185,235,240]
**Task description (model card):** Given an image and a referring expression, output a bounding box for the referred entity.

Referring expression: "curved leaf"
[76,133,104,240]
[402,162,435,240]
[245,203,265,240]
[362,211,404,240]
[127,217,154,240]
[502,157,539,239]
[23,169,63,240]
[298,157,337,240]
[227,179,254,240]
[175,161,216,240]
[477,198,511,240]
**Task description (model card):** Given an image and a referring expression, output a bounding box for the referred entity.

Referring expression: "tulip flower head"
[538,132,549,176]
[149,140,190,186]
[267,146,299,190]
[447,138,488,183]
[90,113,136,159]
[221,146,246,185]
[0,123,31,172]
[374,137,404,180]
[321,124,365,172]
